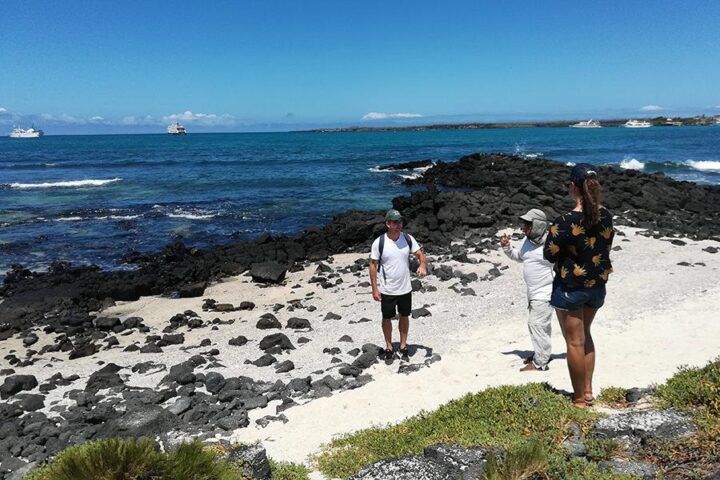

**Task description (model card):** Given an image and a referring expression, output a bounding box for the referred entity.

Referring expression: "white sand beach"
[2,226,718,475]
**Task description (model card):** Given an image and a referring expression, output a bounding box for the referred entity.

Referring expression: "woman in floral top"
[544,163,614,408]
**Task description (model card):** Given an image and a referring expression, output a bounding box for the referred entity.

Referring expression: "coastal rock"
[259,333,295,352]
[275,360,295,373]
[256,313,281,330]
[592,409,697,441]
[224,443,271,480]
[424,443,493,479]
[350,456,453,480]
[286,317,311,329]
[85,363,124,393]
[229,335,249,346]
[0,375,38,399]
[251,262,287,283]
[599,459,658,480]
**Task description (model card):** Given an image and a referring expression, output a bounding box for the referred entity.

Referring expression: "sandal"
[584,393,595,406]
[383,349,395,363]
[399,347,409,360]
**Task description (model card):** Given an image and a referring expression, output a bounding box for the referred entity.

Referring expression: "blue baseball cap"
[569,163,598,186]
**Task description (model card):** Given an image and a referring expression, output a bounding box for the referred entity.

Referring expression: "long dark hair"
[581,172,602,226]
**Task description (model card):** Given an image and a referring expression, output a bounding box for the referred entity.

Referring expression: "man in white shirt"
[370,209,428,362]
[501,208,554,371]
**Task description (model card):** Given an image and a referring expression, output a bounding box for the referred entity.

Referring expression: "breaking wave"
[5,178,122,189]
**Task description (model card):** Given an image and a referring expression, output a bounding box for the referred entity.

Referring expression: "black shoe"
[399,347,409,361]
[383,348,395,364]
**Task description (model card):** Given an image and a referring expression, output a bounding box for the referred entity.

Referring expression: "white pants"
[528,299,553,369]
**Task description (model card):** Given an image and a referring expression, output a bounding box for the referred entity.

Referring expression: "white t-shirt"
[370,233,421,296]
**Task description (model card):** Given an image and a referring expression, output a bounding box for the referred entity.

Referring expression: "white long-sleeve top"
[503,234,554,301]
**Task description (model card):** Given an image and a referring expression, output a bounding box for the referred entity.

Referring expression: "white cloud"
[120,115,157,126]
[90,116,104,121]
[162,110,236,126]
[361,112,423,120]
[0,107,7,113]
[640,105,664,111]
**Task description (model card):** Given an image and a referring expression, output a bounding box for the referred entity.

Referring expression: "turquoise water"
[1,127,719,274]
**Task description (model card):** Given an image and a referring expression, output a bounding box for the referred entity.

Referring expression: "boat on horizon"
[623,119,653,128]
[570,119,601,128]
[167,122,187,135]
[9,126,44,138]
[661,118,683,127]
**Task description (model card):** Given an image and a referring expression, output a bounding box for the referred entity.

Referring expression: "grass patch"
[648,357,720,476]
[269,458,310,480]
[314,383,601,479]
[483,440,548,480]
[26,438,243,480]
[597,387,626,406]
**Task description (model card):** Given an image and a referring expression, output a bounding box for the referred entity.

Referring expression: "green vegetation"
[648,358,720,476]
[314,383,614,479]
[597,387,627,406]
[24,438,278,480]
[269,458,310,480]
[314,363,717,479]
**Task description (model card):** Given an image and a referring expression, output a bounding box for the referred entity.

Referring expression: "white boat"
[9,126,44,138]
[167,122,187,135]
[570,119,601,128]
[623,119,652,128]
[661,118,683,127]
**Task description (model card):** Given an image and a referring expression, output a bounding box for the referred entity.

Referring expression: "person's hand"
[500,234,510,248]
[417,265,427,278]
[372,288,382,302]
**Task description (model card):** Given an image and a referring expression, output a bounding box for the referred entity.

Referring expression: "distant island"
[300,115,720,133]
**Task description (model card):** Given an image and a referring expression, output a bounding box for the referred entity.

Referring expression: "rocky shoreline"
[1,153,719,477]
[2,153,718,340]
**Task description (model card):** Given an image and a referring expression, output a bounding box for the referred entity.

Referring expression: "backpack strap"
[378,234,386,283]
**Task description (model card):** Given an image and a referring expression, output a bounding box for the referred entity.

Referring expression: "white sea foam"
[522,153,544,159]
[368,166,384,173]
[685,160,720,172]
[8,178,122,189]
[167,212,217,220]
[566,162,576,166]
[620,158,645,170]
[55,217,84,222]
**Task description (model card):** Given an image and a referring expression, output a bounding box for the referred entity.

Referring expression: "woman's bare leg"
[582,307,598,402]
[556,309,587,406]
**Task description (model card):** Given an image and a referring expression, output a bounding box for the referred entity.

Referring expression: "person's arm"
[369,259,381,301]
[500,234,522,262]
[415,250,428,277]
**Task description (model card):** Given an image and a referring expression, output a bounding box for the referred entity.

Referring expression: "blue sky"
[1,0,719,133]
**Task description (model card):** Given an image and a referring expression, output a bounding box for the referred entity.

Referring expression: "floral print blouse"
[543,207,614,290]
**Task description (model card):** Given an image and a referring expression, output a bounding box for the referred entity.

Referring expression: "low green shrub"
[268,458,310,480]
[597,387,626,406]
[26,438,243,480]
[482,440,548,480]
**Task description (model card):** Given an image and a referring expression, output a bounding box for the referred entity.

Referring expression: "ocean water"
[1,127,719,275]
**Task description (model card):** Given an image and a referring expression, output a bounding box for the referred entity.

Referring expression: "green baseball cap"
[384,209,403,222]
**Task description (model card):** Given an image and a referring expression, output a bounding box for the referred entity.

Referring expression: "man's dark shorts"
[550,281,606,311]
[381,292,412,319]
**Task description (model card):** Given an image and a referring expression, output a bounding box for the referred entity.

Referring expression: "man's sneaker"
[399,347,410,361]
[383,349,395,364]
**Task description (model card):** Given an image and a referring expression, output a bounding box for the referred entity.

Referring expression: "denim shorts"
[550,282,606,311]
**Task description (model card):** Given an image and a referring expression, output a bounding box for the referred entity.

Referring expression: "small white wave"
[56,216,84,222]
[685,160,720,172]
[368,166,384,173]
[620,159,645,170]
[8,178,122,189]
[95,215,141,220]
[399,173,422,180]
[44,163,56,167]
[522,153,544,159]
[566,162,576,167]
[167,213,217,220]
